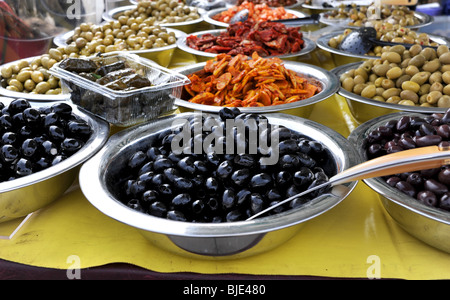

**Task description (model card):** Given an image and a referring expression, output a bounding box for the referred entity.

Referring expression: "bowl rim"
[331,62,449,114]
[203,7,309,28]
[80,112,359,238]
[319,11,434,29]
[53,26,186,54]
[347,111,450,225]
[176,28,317,59]
[102,5,205,27]
[172,60,339,113]
[0,56,70,102]
[0,97,110,194]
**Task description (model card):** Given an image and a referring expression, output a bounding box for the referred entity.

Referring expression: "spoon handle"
[247,145,450,220]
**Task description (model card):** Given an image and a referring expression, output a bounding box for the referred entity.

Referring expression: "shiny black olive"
[41,140,58,157]
[67,120,92,137]
[278,139,299,154]
[222,189,236,210]
[278,154,300,170]
[163,168,179,182]
[148,201,167,217]
[236,188,251,205]
[130,180,147,197]
[275,170,292,187]
[12,113,25,128]
[219,107,236,121]
[61,138,84,154]
[226,209,243,222]
[250,173,272,190]
[173,177,193,191]
[33,157,52,171]
[1,144,18,163]
[2,132,17,145]
[153,157,174,172]
[51,102,72,117]
[217,160,234,179]
[151,173,165,186]
[266,188,283,202]
[166,210,187,222]
[172,193,192,207]
[293,167,314,187]
[127,199,145,212]
[9,98,30,115]
[192,199,205,214]
[138,171,155,187]
[141,189,159,207]
[137,161,154,176]
[43,112,60,128]
[146,147,161,160]
[206,197,220,212]
[15,158,33,177]
[0,114,13,130]
[177,156,196,174]
[234,153,255,168]
[417,190,438,207]
[48,125,65,141]
[23,108,41,125]
[231,168,250,187]
[21,139,38,158]
[250,193,265,214]
[128,151,147,170]
[158,183,174,197]
[205,177,220,194]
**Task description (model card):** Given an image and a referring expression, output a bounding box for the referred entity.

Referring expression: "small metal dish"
[102,5,206,33]
[172,60,339,118]
[176,29,316,62]
[332,62,448,124]
[319,11,434,30]
[0,97,110,223]
[53,27,185,68]
[348,112,450,253]
[203,7,309,28]
[79,112,359,259]
[0,56,69,102]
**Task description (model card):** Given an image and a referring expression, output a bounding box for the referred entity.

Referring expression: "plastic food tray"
[50,52,190,127]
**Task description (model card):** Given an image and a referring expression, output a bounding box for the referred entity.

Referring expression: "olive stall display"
[113,108,336,223]
[339,44,450,108]
[0,99,92,183]
[363,109,450,212]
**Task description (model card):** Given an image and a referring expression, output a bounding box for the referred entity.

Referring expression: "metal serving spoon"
[229,8,320,25]
[247,145,450,220]
[338,27,438,55]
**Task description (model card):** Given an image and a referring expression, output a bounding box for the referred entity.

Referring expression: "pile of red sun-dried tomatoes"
[185,20,305,57]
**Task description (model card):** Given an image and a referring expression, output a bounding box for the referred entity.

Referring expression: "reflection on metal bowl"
[348,112,450,253]
[80,112,359,258]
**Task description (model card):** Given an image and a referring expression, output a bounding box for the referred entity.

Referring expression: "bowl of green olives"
[348,110,450,253]
[0,56,69,102]
[102,2,205,34]
[79,108,359,259]
[0,97,110,224]
[332,44,450,124]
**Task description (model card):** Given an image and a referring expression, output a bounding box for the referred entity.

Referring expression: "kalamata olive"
[130,180,147,197]
[141,189,159,205]
[377,125,393,137]
[367,143,383,157]
[406,172,423,186]
[437,124,450,139]
[219,107,236,121]
[138,161,154,176]
[396,116,411,131]
[398,137,416,149]
[419,123,436,136]
[424,179,448,195]
[386,176,401,187]
[395,180,416,197]
[297,153,316,169]
[438,168,450,185]
[151,173,164,186]
[177,156,196,174]
[417,190,438,207]
[414,135,442,147]
[439,193,450,211]
[159,183,174,197]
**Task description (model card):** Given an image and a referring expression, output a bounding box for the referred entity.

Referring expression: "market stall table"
[0,46,449,280]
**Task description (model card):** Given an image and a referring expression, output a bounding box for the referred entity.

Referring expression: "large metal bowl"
[348,112,450,253]
[318,31,450,67]
[0,56,69,102]
[203,7,309,28]
[53,27,185,68]
[177,29,317,62]
[319,11,434,29]
[102,5,206,33]
[79,112,359,259]
[331,62,448,124]
[0,97,110,224]
[172,60,339,118]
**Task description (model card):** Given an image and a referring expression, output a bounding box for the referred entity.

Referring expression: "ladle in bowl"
[247,144,450,220]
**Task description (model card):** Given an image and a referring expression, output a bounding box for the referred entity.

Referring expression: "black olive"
[173,177,193,191]
[48,125,65,142]
[166,210,187,222]
[293,167,314,187]
[141,189,159,207]
[192,199,205,214]
[148,201,167,217]
[1,144,18,163]
[230,168,250,187]
[226,209,243,222]
[163,168,179,182]
[128,151,147,170]
[222,189,236,209]
[43,112,60,128]
[21,139,38,158]
[153,157,174,172]
[250,193,265,215]
[9,98,30,115]
[172,193,192,207]
[61,138,84,155]
[51,102,72,117]
[177,156,196,174]
[250,173,272,190]
[15,158,33,177]
[216,160,234,179]
[23,108,41,125]
[233,153,255,168]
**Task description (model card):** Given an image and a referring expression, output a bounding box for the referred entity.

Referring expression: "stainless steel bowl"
[319,11,434,30]
[53,27,185,68]
[0,97,110,223]
[348,112,450,253]
[172,60,339,118]
[0,56,69,102]
[332,62,448,124]
[176,29,316,62]
[102,5,206,33]
[318,31,450,67]
[203,7,309,28]
[79,112,359,259]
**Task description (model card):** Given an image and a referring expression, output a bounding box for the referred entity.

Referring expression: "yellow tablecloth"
[0,48,449,280]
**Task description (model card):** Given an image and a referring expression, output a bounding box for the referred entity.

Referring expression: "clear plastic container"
[49,52,190,127]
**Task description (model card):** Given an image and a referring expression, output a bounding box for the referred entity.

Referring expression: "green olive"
[402,80,420,93]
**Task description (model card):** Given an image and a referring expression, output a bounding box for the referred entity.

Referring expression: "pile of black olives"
[118,108,335,223]
[0,98,92,183]
[365,109,450,212]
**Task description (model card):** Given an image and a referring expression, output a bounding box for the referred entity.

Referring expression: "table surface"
[1,22,450,281]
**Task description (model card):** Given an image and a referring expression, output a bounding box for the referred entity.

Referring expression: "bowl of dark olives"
[0,97,110,224]
[348,109,450,253]
[80,108,359,259]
